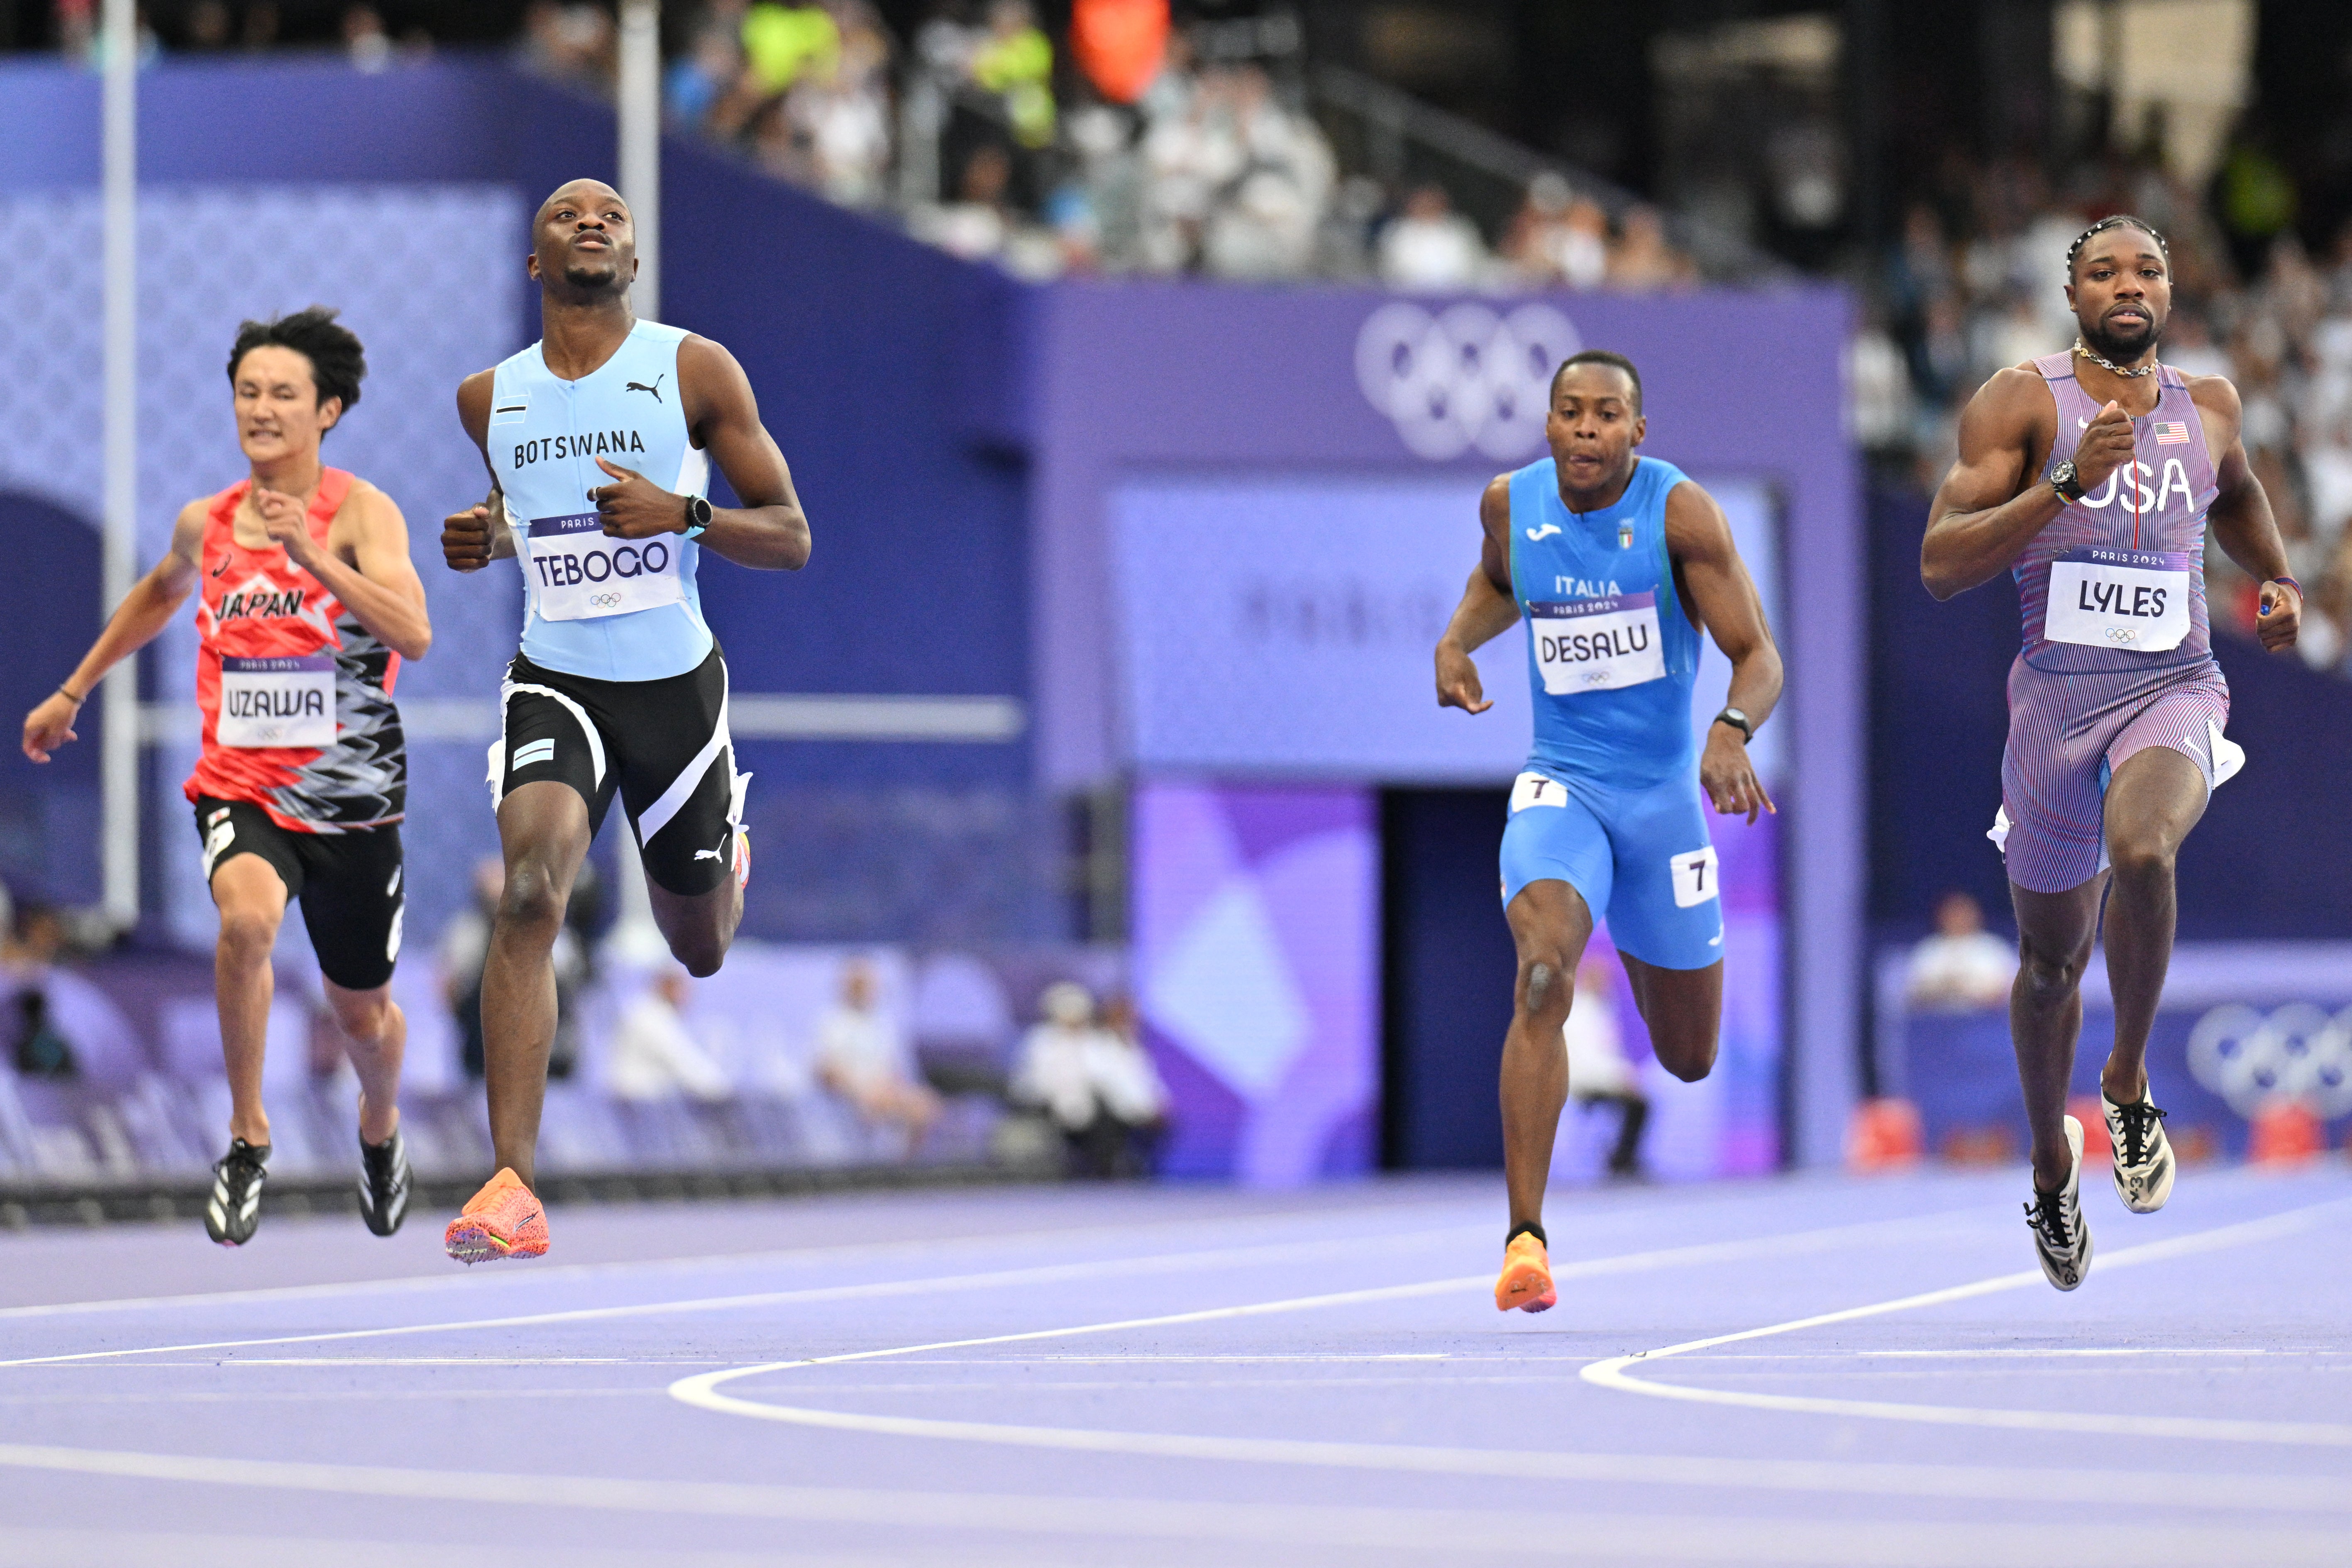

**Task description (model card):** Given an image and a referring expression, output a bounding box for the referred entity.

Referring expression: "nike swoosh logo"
[1708,934,1723,946]
[210,560,228,577]
[1524,524,1562,541]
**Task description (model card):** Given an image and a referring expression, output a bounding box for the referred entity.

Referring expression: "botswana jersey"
[486,319,715,682]
[184,468,406,833]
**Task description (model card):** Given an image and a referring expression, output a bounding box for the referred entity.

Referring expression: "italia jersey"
[486,319,715,682]
[1508,455,1702,788]
[184,468,406,833]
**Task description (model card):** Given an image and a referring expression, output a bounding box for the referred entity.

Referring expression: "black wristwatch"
[681,494,712,539]
[2049,460,2085,503]
[1713,707,1752,742]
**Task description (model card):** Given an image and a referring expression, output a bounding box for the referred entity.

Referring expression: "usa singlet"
[1992,354,2237,894]
[486,319,715,681]
[185,469,405,832]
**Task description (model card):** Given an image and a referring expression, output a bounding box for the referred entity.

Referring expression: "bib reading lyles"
[525,512,686,623]
[216,654,336,749]
[1530,593,1667,694]
[2043,547,2193,653]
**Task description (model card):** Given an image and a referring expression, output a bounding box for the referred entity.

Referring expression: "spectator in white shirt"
[1905,891,2017,1011]
[1377,183,1488,292]
[1012,982,1166,1177]
[1561,954,1647,1180]
[608,965,732,1103]
[815,957,940,1146]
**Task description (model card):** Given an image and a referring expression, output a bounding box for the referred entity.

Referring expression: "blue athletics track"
[0,1169,2346,1567]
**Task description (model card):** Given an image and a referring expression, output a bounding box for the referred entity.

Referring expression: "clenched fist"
[443,499,497,572]
[2069,399,2136,494]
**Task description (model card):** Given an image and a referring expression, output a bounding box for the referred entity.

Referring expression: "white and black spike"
[205,1139,270,1247]
[359,1126,412,1238]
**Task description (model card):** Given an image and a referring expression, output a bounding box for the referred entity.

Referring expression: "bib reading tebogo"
[523,511,685,623]
[217,654,335,749]
[2043,547,2192,653]
[1529,593,1667,695]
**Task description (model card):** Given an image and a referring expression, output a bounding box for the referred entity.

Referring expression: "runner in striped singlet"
[1924,217,2302,1291]
[21,308,432,1247]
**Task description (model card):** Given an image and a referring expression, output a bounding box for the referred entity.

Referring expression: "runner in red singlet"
[21,308,433,1246]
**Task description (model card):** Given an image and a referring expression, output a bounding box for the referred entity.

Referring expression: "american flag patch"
[2153,420,2191,446]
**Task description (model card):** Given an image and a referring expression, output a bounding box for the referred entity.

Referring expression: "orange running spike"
[1494,1232,1556,1313]
[443,1167,549,1265]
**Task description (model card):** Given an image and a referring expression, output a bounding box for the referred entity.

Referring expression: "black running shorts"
[491,646,745,897]
[193,797,405,991]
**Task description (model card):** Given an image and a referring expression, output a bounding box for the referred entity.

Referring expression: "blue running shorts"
[1498,767,1724,971]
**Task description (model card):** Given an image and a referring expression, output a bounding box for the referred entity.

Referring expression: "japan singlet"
[486,319,715,682]
[184,468,405,832]
[2019,352,2220,675]
[1508,455,1702,787]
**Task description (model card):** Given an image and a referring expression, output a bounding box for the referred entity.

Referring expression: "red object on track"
[1846,1098,1924,1172]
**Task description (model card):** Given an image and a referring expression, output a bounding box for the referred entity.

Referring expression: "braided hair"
[2065,215,2169,282]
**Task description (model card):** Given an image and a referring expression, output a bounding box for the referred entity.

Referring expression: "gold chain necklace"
[2071,337,2157,378]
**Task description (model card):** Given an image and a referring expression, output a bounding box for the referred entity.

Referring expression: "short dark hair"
[1550,349,1643,412]
[2065,215,2168,282]
[226,306,366,418]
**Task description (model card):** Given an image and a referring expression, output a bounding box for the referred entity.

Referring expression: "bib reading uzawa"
[215,653,337,749]
[1529,591,1668,694]
[2043,547,2193,654]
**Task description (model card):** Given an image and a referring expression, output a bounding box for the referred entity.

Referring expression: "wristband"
[2269,576,2302,597]
[57,685,85,706]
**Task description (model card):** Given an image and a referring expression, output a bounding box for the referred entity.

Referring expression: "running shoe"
[2025,1115,2092,1292]
[205,1138,270,1247]
[358,1126,413,1238]
[443,1167,548,1265]
[2102,1087,2174,1214]
[1494,1231,1557,1314]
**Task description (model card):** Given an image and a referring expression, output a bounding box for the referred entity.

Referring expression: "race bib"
[216,654,335,749]
[1668,845,1720,909]
[526,513,685,622]
[1510,770,1568,813]
[1529,593,1666,694]
[2044,548,2192,653]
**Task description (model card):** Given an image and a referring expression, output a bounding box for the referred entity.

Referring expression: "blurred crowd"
[1851,145,2352,682]
[622,0,1698,289]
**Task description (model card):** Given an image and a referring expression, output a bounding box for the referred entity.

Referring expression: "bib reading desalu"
[526,513,686,622]
[217,654,336,749]
[2044,547,2193,653]
[1529,593,1667,694]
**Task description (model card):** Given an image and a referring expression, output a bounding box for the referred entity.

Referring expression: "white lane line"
[1580,1197,2352,1446]
[1858,1347,2280,1359]
[663,1206,2352,1516]
[0,1198,1506,1321]
[0,1222,1489,1370]
[0,1443,2345,1566]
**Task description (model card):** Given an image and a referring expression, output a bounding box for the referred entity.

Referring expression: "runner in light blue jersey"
[438,179,811,1263]
[1433,351,1783,1313]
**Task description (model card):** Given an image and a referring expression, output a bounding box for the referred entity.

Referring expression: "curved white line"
[666,1202,2352,1512]
[1579,1198,2352,1446]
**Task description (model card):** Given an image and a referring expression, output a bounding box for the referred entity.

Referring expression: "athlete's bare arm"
[1665,480,1781,823]
[442,369,518,573]
[1922,366,2135,600]
[22,503,208,762]
[2186,375,2300,653]
[1434,475,1522,715]
[584,336,811,572]
[256,480,432,661]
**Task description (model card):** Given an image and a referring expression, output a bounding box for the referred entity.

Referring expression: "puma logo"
[625,375,665,403]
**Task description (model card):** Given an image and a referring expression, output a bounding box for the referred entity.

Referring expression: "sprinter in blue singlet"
[1433,350,1783,1314]
[436,179,812,1264]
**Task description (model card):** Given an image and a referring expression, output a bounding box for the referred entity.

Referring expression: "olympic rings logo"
[1355,301,1580,461]
[589,592,624,608]
[2185,1003,2352,1119]
[2105,627,2140,643]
